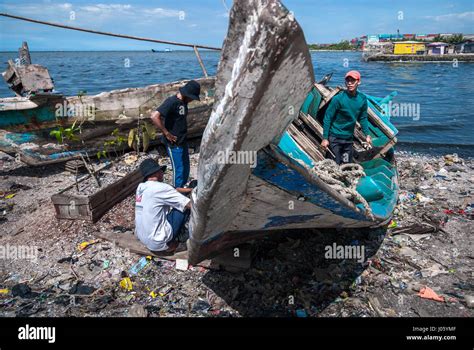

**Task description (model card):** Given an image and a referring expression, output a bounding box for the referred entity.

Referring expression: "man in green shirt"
[321,70,372,164]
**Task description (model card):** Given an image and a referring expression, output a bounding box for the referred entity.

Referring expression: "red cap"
[345,70,361,80]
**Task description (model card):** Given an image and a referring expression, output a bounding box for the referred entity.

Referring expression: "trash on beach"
[11,283,37,298]
[416,193,433,204]
[418,287,445,302]
[443,153,462,165]
[295,309,308,317]
[128,303,148,317]
[390,223,438,236]
[175,259,189,271]
[124,154,139,165]
[399,191,416,203]
[129,256,151,275]
[158,286,173,297]
[77,240,99,252]
[102,260,110,269]
[388,220,397,228]
[119,277,133,291]
[465,295,474,308]
[0,288,9,295]
[69,281,96,295]
[420,263,448,278]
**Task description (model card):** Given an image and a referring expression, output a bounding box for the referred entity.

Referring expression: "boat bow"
[188,0,315,264]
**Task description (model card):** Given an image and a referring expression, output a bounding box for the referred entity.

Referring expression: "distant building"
[364,41,393,54]
[427,42,449,55]
[455,40,474,54]
[393,41,426,55]
[367,35,379,44]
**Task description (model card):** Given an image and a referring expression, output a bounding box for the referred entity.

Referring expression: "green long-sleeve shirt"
[323,90,369,140]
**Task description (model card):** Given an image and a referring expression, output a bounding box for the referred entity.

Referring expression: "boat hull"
[0,77,216,165]
[188,0,316,264]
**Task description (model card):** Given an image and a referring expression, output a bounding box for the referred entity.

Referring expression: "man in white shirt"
[135,159,191,253]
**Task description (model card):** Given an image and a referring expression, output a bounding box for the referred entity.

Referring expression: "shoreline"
[365,53,474,62]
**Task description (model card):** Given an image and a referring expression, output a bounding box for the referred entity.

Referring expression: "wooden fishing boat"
[187,0,400,264]
[0,44,216,165]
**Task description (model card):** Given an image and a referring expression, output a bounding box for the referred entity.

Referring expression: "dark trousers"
[166,208,190,243]
[328,136,354,165]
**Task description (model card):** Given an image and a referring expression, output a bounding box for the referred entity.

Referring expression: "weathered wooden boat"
[187,0,400,264]
[0,43,216,165]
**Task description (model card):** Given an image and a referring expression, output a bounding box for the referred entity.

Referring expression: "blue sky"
[0,0,473,51]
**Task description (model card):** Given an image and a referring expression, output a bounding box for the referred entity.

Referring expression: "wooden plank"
[91,230,216,269]
[374,137,397,159]
[287,124,324,161]
[297,111,336,158]
[89,169,142,207]
[367,108,397,139]
[90,178,142,222]
[315,84,342,110]
[51,193,90,205]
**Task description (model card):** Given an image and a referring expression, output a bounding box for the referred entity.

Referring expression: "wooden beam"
[287,124,325,161]
[193,46,208,78]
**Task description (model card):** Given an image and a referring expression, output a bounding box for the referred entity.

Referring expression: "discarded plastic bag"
[119,277,133,291]
[418,286,444,302]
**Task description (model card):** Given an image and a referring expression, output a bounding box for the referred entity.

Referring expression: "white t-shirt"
[135,181,190,251]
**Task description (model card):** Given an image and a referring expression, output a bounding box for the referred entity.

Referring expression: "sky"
[0,0,473,51]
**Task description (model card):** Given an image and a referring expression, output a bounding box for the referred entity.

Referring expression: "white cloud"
[425,11,474,22]
[143,7,181,17]
[2,2,182,21]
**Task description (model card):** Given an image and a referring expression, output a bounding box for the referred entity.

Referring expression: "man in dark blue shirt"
[151,80,201,191]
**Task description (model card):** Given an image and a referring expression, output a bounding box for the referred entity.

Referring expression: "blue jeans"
[166,208,190,242]
[165,141,190,188]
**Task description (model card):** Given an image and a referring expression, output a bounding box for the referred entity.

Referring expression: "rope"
[310,159,374,220]
[0,13,221,51]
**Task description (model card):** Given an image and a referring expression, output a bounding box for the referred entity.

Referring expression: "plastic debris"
[69,281,96,295]
[464,295,474,308]
[175,259,189,271]
[77,240,99,252]
[192,300,211,313]
[119,277,133,291]
[418,287,444,302]
[158,286,173,297]
[416,193,433,204]
[11,283,37,298]
[128,303,148,317]
[129,256,151,275]
[103,260,110,269]
[124,154,139,165]
[388,220,397,229]
[0,288,9,295]
[296,309,308,317]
